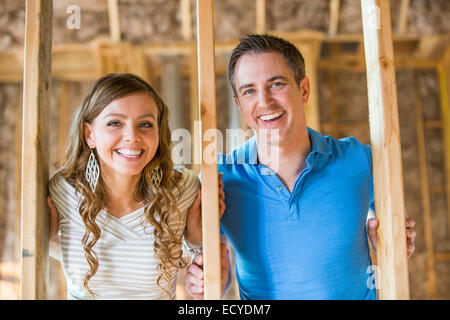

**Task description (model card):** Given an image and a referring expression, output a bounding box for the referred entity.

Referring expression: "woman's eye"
[139,121,153,128]
[107,120,121,127]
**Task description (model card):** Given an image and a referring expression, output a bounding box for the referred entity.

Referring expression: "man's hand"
[47,196,61,260]
[185,242,230,299]
[185,174,226,247]
[368,216,416,259]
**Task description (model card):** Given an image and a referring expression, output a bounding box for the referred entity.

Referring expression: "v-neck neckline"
[102,205,146,223]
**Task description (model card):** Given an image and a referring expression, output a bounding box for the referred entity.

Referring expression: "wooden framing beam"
[397,0,410,35]
[438,46,450,239]
[196,0,222,299]
[0,32,445,83]
[20,0,52,300]
[297,41,322,131]
[329,0,340,35]
[181,0,193,41]
[255,0,266,34]
[162,58,183,132]
[107,0,121,42]
[414,72,437,299]
[190,45,201,173]
[326,70,339,137]
[361,0,410,299]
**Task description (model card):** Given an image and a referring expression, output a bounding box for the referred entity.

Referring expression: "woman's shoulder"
[173,166,200,199]
[49,170,77,198]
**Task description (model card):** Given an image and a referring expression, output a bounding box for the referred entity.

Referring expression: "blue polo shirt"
[218,128,377,300]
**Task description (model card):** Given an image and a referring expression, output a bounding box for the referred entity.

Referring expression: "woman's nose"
[124,125,139,143]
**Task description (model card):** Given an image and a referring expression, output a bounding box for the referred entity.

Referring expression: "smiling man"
[185,34,416,300]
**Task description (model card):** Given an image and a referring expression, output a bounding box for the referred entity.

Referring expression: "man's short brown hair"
[228,33,306,96]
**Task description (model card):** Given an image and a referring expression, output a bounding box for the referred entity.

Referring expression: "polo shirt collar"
[244,127,333,163]
[307,127,333,156]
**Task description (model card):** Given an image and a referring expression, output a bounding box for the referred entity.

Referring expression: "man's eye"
[272,81,284,88]
[243,88,255,95]
[107,120,120,126]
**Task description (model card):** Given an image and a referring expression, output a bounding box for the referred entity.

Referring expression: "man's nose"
[257,88,272,108]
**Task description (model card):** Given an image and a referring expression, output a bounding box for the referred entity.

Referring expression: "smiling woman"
[46,73,214,300]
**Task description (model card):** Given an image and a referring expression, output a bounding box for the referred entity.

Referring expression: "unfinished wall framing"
[0,0,449,300]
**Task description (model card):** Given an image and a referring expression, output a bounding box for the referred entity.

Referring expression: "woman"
[48,73,224,299]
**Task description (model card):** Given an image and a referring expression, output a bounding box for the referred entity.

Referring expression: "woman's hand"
[185,174,226,247]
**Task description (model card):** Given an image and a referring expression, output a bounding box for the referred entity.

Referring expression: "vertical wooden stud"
[414,72,437,299]
[298,42,321,131]
[438,47,450,239]
[107,0,121,42]
[21,0,52,300]
[196,0,222,299]
[255,0,266,34]
[190,45,201,173]
[361,0,410,299]
[329,0,340,35]
[397,0,410,35]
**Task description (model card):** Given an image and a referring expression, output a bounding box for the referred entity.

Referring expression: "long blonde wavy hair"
[56,73,187,298]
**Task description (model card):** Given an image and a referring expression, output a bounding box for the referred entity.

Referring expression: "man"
[185,34,416,300]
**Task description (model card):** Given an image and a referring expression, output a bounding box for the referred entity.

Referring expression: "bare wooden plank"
[196,0,222,299]
[58,81,69,164]
[414,35,448,60]
[329,0,340,35]
[107,0,121,42]
[297,42,321,131]
[255,0,266,34]
[361,0,410,299]
[414,72,437,299]
[14,84,23,273]
[190,45,201,173]
[326,70,339,137]
[434,252,450,261]
[181,0,193,41]
[21,0,52,300]
[438,46,450,240]
[397,0,410,35]
[431,184,446,194]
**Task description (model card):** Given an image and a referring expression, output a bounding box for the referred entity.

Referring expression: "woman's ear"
[84,122,95,149]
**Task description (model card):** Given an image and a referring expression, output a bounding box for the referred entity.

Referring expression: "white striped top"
[49,167,200,300]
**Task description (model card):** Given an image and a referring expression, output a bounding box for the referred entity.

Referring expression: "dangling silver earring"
[85,149,100,192]
[151,166,162,189]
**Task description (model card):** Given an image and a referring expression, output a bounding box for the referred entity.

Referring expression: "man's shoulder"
[323,134,372,170]
[218,136,257,165]
[323,133,371,157]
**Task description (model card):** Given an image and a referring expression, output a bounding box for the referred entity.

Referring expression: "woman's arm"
[184,174,225,248]
[47,196,61,261]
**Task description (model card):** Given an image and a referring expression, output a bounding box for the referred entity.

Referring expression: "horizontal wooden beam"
[0,32,447,83]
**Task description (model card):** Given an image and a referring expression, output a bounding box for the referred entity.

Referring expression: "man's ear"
[234,95,242,113]
[300,76,311,103]
[84,122,95,149]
